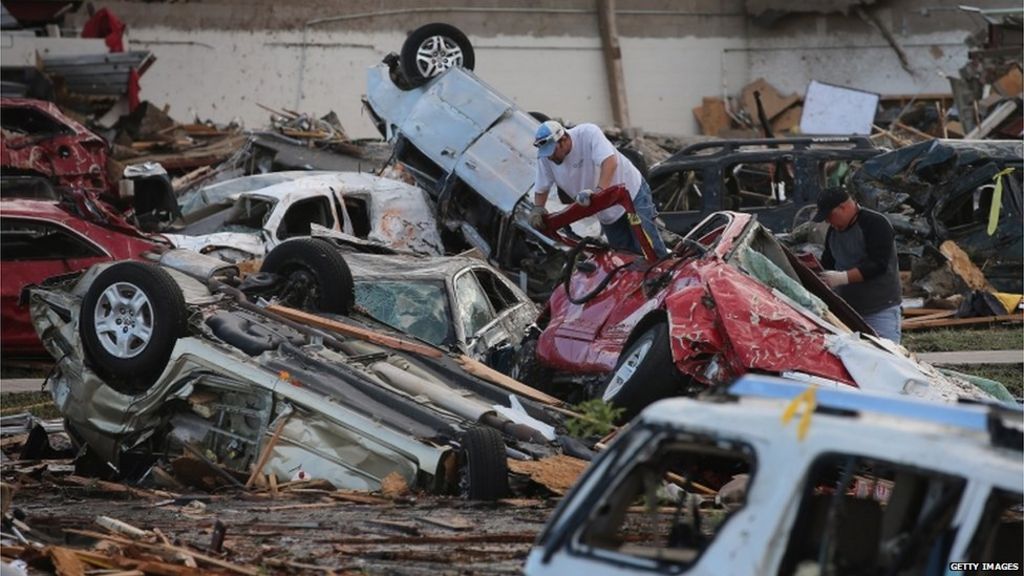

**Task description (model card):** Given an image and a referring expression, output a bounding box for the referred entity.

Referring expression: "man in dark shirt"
[815,186,903,343]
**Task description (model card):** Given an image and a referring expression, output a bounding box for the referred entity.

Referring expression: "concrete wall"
[59,0,979,139]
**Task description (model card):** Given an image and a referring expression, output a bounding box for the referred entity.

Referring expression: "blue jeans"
[601,181,669,257]
[861,303,902,344]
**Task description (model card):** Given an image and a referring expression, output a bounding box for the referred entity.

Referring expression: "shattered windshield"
[354,280,452,346]
[179,173,322,215]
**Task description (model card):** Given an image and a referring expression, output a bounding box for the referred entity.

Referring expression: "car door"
[452,269,506,360]
[469,267,537,344]
[1,217,111,354]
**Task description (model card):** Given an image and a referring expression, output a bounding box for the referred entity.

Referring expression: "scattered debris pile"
[847,139,1022,294]
[693,13,1022,145]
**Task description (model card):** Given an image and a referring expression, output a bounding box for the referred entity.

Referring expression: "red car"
[523,186,876,419]
[1,197,162,357]
[1,98,113,195]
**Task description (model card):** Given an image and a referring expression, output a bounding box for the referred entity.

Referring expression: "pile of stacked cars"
[28,239,561,498]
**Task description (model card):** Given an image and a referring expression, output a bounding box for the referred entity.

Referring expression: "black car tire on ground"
[400,23,475,88]
[80,262,187,394]
[260,238,354,315]
[460,426,509,501]
[600,322,682,422]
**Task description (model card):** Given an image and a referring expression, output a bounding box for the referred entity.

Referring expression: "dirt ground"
[4,478,559,574]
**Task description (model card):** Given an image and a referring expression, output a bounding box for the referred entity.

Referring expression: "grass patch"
[1,391,59,419]
[944,364,1023,399]
[902,327,1023,353]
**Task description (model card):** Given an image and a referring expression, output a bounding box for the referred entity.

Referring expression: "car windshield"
[179,172,331,215]
[354,280,451,346]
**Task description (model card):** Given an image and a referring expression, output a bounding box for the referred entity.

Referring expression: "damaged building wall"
[61,0,978,138]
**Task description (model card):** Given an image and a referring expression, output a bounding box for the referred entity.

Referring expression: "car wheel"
[80,262,187,394]
[601,322,681,422]
[459,427,509,501]
[400,23,475,88]
[260,238,354,315]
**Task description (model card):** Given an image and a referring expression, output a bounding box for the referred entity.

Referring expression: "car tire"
[600,322,682,422]
[400,23,475,88]
[460,426,509,501]
[80,262,187,394]
[260,238,354,315]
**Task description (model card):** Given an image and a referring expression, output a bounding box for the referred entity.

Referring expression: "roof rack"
[675,135,876,158]
[728,375,1023,443]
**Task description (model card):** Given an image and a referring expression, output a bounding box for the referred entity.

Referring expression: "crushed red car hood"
[666,261,853,386]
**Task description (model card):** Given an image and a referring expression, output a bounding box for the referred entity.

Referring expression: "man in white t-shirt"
[530,120,668,257]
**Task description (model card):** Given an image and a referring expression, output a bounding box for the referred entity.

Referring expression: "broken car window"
[278,196,335,240]
[354,280,452,346]
[965,488,1024,571]
[652,169,705,213]
[575,433,753,569]
[1,107,72,137]
[472,269,521,314]
[454,271,496,338]
[777,453,966,575]
[723,161,795,211]
[1,218,105,260]
[222,197,275,234]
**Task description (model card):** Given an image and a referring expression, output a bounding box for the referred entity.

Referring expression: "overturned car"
[519,187,1000,419]
[29,240,563,499]
[163,171,445,260]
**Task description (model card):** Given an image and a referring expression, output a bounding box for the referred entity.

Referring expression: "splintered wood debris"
[0,467,558,575]
[507,454,590,495]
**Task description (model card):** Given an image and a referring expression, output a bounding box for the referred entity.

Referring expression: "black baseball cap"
[813,187,851,222]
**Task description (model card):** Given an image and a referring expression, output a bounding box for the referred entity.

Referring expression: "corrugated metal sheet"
[41,51,154,95]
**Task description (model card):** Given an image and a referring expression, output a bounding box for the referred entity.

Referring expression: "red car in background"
[1,98,113,195]
[1,198,163,357]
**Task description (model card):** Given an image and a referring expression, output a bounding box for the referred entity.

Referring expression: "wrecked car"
[163,171,444,260]
[849,138,1023,292]
[1,97,113,194]
[29,239,562,499]
[344,251,538,369]
[1,197,164,357]
[364,43,610,299]
[526,375,1023,575]
[520,186,995,419]
[646,136,883,235]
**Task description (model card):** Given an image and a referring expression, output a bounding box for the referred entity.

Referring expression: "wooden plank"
[597,0,630,129]
[245,413,290,489]
[902,314,1023,330]
[901,310,956,325]
[902,308,954,317]
[455,355,564,407]
[49,546,88,576]
[266,304,443,358]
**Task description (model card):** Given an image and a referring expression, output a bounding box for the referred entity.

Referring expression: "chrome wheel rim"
[93,281,154,359]
[415,35,464,78]
[603,339,653,401]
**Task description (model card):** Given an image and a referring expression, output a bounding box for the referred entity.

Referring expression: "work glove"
[529,205,548,230]
[821,270,850,289]
[575,189,594,207]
